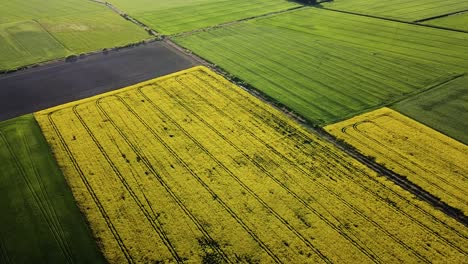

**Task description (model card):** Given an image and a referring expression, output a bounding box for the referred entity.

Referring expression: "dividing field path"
[36,67,468,263]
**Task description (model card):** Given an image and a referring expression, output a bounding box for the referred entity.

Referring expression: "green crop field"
[0,21,70,71]
[323,0,468,21]
[0,115,105,263]
[106,0,300,35]
[174,8,468,125]
[424,13,468,31]
[0,0,103,24]
[392,75,468,145]
[38,11,150,54]
[0,0,149,71]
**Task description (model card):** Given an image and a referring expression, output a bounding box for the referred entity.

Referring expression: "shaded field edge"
[0,37,158,74]
[167,39,468,226]
[414,9,468,23]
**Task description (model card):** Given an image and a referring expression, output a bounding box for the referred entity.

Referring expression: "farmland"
[392,75,468,145]
[424,13,468,31]
[326,107,468,214]
[0,115,104,263]
[0,0,149,71]
[174,8,468,125]
[323,0,468,21]
[0,41,199,122]
[106,0,300,34]
[0,21,70,71]
[35,67,468,263]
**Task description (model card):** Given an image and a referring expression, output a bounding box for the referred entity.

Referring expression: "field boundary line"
[32,19,73,54]
[169,5,307,38]
[319,7,468,34]
[86,0,159,37]
[388,74,465,107]
[414,9,468,23]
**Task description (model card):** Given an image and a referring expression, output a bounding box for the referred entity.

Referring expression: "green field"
[174,8,468,125]
[424,13,468,31]
[323,0,468,21]
[0,115,105,263]
[106,0,300,34]
[392,75,468,145]
[38,11,150,54]
[0,21,70,70]
[0,0,149,70]
[0,0,103,24]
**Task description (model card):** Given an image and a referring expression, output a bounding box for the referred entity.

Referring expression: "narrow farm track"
[35,67,468,263]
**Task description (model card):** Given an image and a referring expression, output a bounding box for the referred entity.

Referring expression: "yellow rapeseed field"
[326,107,468,215]
[35,67,468,263]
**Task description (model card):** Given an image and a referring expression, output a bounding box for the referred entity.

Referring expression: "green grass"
[424,13,468,31]
[38,11,150,54]
[0,0,149,71]
[0,0,102,24]
[322,0,468,21]
[174,8,468,125]
[106,0,300,34]
[392,75,468,145]
[0,21,71,70]
[0,115,105,263]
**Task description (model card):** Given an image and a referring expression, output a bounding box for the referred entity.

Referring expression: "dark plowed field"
[0,41,199,121]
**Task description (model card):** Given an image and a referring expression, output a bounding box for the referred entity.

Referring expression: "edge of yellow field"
[325,107,467,149]
[34,65,213,116]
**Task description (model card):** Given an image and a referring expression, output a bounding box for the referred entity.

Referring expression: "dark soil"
[0,41,199,121]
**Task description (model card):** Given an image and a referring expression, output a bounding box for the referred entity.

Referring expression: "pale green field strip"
[323,0,468,22]
[0,115,105,263]
[392,75,468,145]
[0,0,149,70]
[106,0,300,34]
[424,12,468,32]
[0,0,102,24]
[174,8,468,125]
[38,11,150,54]
[0,21,70,70]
